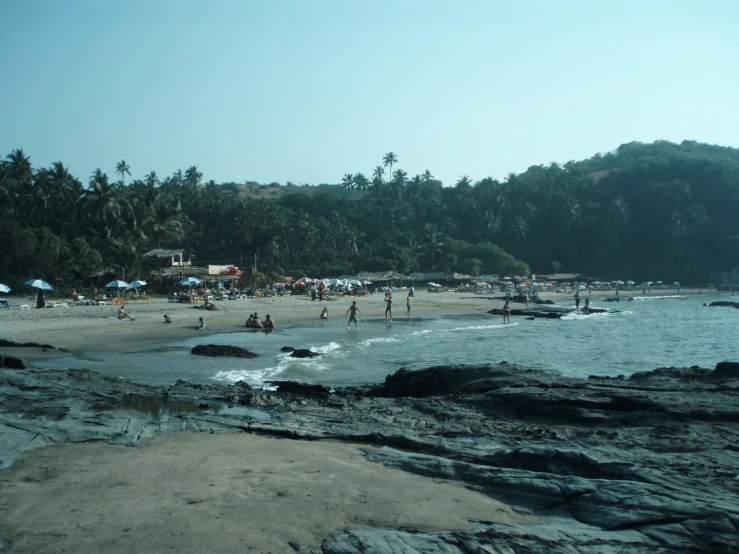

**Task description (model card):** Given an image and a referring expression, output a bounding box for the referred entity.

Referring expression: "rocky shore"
[1,361,738,553]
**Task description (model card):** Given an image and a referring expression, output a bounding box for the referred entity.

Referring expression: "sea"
[36,294,739,388]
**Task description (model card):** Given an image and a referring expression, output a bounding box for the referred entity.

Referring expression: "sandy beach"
[0,288,695,357]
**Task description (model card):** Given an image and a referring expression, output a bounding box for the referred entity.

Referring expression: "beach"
[0,288,695,356]
[2,286,735,553]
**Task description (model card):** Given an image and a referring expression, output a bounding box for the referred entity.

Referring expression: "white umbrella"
[105,280,130,289]
[126,280,148,289]
[25,279,53,291]
[0,284,11,293]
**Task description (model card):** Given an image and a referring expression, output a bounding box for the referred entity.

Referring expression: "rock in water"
[280,346,296,353]
[289,349,320,358]
[710,361,739,380]
[273,381,330,395]
[191,344,259,358]
[0,355,29,369]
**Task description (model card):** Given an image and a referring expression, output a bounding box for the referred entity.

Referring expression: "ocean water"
[37,295,739,388]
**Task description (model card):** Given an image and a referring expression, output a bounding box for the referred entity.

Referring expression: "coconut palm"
[341,173,355,190]
[353,173,370,191]
[115,160,131,186]
[184,166,202,188]
[85,168,120,238]
[382,152,398,182]
[144,171,159,188]
[372,165,385,184]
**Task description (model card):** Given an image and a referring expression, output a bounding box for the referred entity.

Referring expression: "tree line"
[1,139,738,291]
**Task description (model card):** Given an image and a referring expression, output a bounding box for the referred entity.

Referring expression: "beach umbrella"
[105,280,129,289]
[0,284,10,293]
[349,279,362,286]
[25,279,53,291]
[178,277,202,287]
[126,280,147,289]
[362,280,373,285]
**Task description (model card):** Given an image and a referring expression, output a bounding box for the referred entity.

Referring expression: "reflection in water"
[94,394,271,421]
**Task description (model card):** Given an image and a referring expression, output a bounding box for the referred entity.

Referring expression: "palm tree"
[392,169,407,186]
[5,148,33,184]
[341,173,355,190]
[115,160,131,186]
[184,166,202,188]
[85,168,120,238]
[353,173,370,191]
[372,165,385,183]
[456,175,472,188]
[144,171,159,188]
[383,152,398,182]
[422,169,434,182]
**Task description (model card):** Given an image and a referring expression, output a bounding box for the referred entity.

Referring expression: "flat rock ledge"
[1,362,738,553]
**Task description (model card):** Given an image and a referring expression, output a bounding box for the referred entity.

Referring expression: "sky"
[1,0,738,186]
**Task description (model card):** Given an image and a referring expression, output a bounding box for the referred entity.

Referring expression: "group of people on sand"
[246,313,274,329]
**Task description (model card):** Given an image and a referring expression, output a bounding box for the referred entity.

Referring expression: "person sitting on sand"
[246,313,254,327]
[197,317,206,330]
[320,307,328,319]
[263,314,274,328]
[118,305,135,321]
[163,314,172,324]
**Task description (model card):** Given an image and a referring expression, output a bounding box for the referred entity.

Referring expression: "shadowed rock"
[272,381,331,395]
[289,349,320,358]
[0,355,28,369]
[191,344,259,358]
[281,346,295,352]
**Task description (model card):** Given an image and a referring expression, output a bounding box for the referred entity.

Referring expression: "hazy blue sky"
[1,0,737,186]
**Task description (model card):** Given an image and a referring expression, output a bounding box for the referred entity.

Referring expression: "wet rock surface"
[0,355,28,369]
[1,362,738,553]
[190,344,259,358]
[289,348,320,358]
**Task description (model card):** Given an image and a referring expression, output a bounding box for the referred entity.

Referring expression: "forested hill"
[1,140,738,290]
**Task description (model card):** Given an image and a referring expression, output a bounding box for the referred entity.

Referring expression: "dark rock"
[0,355,29,369]
[191,344,259,358]
[289,349,319,358]
[272,381,330,395]
[710,361,739,380]
[0,339,55,349]
[707,301,739,308]
[280,346,295,352]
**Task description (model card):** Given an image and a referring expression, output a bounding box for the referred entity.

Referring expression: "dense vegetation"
[1,140,738,289]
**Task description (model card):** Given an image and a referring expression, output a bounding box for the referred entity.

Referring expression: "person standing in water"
[346,300,362,330]
[385,293,393,321]
[406,292,412,315]
[197,317,206,330]
[574,290,580,309]
[503,300,511,324]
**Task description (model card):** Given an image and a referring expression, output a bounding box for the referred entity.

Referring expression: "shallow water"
[37,295,739,387]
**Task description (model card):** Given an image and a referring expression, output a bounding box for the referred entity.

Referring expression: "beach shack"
[141,248,194,268]
[355,271,410,290]
[409,272,473,287]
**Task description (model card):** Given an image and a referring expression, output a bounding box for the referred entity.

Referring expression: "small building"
[409,272,473,285]
[536,273,581,283]
[141,249,194,268]
[355,271,410,287]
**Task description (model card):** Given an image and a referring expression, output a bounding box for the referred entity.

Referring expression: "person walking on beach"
[574,290,580,309]
[385,293,393,321]
[406,293,412,315]
[346,300,362,330]
[503,300,511,324]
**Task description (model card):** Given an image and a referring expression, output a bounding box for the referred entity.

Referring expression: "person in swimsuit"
[503,300,511,324]
[574,290,580,309]
[320,307,328,319]
[163,314,172,324]
[246,313,254,327]
[385,294,393,321]
[406,293,412,315]
[118,305,135,320]
[197,317,206,330]
[263,314,274,328]
[346,300,363,330]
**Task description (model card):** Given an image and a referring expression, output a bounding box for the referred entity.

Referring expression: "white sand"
[0,431,536,553]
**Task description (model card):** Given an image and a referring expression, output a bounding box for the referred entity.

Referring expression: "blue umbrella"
[0,284,11,293]
[25,279,53,291]
[105,280,130,289]
[178,277,201,287]
[126,280,148,289]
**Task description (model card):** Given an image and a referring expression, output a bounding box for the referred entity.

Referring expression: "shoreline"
[0,288,706,361]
